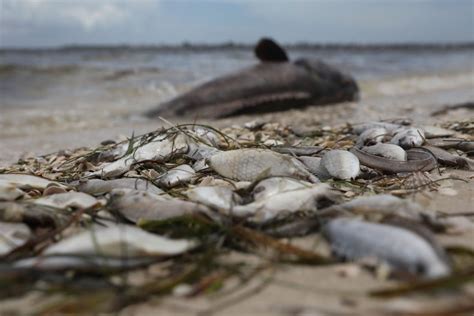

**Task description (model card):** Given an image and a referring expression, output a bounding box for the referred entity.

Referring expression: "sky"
[1,0,473,48]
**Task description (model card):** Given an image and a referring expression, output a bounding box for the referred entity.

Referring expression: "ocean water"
[1,44,473,109]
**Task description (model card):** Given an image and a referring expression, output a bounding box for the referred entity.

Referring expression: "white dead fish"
[352,122,401,135]
[34,192,99,209]
[157,164,196,188]
[185,186,241,213]
[15,224,195,269]
[75,178,163,196]
[356,127,387,147]
[323,218,451,279]
[361,143,407,161]
[109,188,212,223]
[391,127,425,148]
[298,156,331,180]
[93,134,190,178]
[252,177,311,200]
[0,174,65,190]
[0,221,31,255]
[320,150,360,180]
[208,149,318,183]
[232,183,338,223]
[0,184,24,201]
[187,141,221,160]
[421,126,456,138]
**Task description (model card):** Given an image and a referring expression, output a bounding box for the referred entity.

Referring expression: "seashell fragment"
[157,164,196,188]
[320,150,360,180]
[323,218,451,278]
[34,192,99,210]
[208,149,318,182]
[76,178,163,196]
[391,127,425,148]
[361,143,407,161]
[0,221,31,255]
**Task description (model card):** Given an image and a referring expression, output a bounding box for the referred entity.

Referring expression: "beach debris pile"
[0,119,473,313]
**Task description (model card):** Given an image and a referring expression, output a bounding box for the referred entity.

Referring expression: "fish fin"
[254,38,289,62]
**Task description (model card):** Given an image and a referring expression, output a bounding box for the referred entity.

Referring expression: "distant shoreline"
[2,42,474,53]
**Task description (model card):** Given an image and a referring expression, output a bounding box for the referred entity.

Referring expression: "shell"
[208,149,318,182]
[391,127,425,148]
[320,150,360,180]
[34,192,98,209]
[323,218,451,279]
[361,143,407,161]
[157,164,196,188]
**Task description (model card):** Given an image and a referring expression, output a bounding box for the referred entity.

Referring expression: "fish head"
[294,58,359,101]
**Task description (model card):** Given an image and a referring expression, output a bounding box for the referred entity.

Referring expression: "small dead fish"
[320,150,360,180]
[391,127,425,148]
[185,186,241,214]
[298,156,331,180]
[252,177,311,200]
[426,138,474,153]
[361,143,407,161]
[421,126,456,138]
[208,149,318,182]
[423,146,474,170]
[0,202,68,227]
[15,224,195,269]
[272,146,324,156]
[93,134,190,178]
[323,218,451,278]
[75,178,163,196]
[0,221,31,255]
[352,122,401,135]
[34,192,99,210]
[157,164,196,188]
[109,189,213,223]
[232,183,338,223]
[0,174,66,190]
[0,184,24,201]
[356,127,388,147]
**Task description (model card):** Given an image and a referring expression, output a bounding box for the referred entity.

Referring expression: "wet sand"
[0,73,473,315]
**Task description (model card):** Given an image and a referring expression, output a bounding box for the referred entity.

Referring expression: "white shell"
[158,164,195,188]
[34,192,98,209]
[208,149,317,182]
[320,150,360,180]
[361,143,407,161]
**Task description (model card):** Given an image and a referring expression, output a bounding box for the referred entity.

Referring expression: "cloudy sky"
[1,0,473,47]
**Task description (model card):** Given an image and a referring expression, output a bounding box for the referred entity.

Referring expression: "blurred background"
[0,0,473,163]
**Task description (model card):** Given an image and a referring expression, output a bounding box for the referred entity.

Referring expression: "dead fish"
[323,218,451,278]
[298,156,331,180]
[157,164,196,188]
[185,186,241,214]
[391,127,425,148]
[109,189,213,223]
[34,192,99,210]
[15,224,195,269]
[232,183,338,223]
[423,145,474,170]
[426,138,474,153]
[0,221,31,255]
[361,143,407,161]
[186,141,221,160]
[351,147,437,173]
[352,122,402,135]
[421,126,456,138]
[208,149,318,182]
[0,174,66,190]
[0,184,24,201]
[75,178,163,196]
[93,133,190,178]
[356,127,388,147]
[252,177,311,200]
[320,150,360,180]
[272,146,324,156]
[0,202,68,227]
